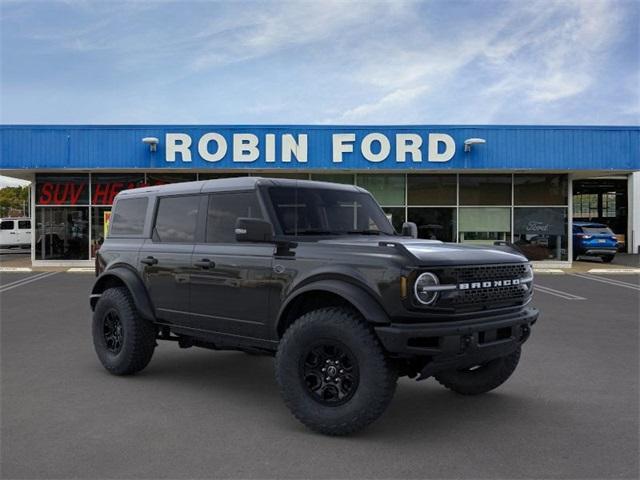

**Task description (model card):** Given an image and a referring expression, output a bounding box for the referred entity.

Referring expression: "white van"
[0,217,32,249]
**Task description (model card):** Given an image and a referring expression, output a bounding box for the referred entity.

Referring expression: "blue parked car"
[572,222,618,262]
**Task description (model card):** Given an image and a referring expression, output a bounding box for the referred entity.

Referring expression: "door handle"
[193,258,215,269]
[141,256,158,266]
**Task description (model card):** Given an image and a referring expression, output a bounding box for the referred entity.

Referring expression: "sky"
[0,0,638,130]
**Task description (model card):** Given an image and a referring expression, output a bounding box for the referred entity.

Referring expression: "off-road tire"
[434,348,521,395]
[275,307,398,436]
[92,287,156,375]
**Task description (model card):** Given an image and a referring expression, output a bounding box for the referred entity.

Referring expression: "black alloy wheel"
[300,341,359,406]
[103,309,124,354]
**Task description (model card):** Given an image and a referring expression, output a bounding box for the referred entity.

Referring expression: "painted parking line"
[570,273,640,291]
[0,271,58,293]
[534,284,586,300]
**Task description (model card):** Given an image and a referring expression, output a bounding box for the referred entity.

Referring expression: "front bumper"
[375,307,538,379]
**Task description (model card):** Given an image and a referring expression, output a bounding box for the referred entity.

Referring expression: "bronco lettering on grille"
[459,279,521,290]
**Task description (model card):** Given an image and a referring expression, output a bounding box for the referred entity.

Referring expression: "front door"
[189,191,273,340]
[139,194,202,325]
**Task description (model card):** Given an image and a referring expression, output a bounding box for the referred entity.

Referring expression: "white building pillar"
[629,171,640,254]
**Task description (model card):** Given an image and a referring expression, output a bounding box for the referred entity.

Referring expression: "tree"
[0,186,29,217]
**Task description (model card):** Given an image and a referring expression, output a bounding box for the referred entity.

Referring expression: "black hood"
[318,236,527,266]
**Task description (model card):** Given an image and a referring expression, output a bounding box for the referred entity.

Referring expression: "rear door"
[189,191,274,339]
[139,194,203,325]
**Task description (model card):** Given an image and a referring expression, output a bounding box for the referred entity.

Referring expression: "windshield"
[267,186,395,236]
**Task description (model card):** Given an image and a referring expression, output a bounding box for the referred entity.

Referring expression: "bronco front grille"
[422,263,532,311]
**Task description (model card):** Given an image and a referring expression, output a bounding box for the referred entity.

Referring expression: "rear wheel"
[601,255,615,263]
[434,348,521,395]
[275,307,397,436]
[92,287,156,375]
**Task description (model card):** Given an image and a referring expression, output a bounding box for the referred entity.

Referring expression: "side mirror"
[235,218,274,243]
[401,221,418,238]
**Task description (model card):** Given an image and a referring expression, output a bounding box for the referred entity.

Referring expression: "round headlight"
[414,272,440,305]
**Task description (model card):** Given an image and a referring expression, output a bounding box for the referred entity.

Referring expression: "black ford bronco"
[91,177,538,435]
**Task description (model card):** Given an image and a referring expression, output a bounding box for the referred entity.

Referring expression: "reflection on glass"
[382,207,405,233]
[35,207,89,260]
[458,207,510,244]
[407,175,456,205]
[198,173,248,180]
[257,173,309,180]
[36,174,90,206]
[514,207,567,261]
[91,207,110,257]
[91,174,145,205]
[408,208,456,242]
[514,174,567,206]
[310,174,355,185]
[459,175,511,205]
[357,174,405,205]
[146,173,197,185]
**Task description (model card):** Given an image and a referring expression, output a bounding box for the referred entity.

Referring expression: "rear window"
[582,226,614,235]
[18,220,31,229]
[110,198,148,236]
[153,195,200,243]
[1,220,14,230]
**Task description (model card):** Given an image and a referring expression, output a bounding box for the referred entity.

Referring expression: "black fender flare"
[277,279,390,335]
[90,266,155,321]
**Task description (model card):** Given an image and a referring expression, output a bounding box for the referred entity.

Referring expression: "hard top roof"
[116,176,365,199]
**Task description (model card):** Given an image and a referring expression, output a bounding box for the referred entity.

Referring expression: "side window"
[154,195,200,243]
[1,220,15,230]
[206,192,262,243]
[18,220,31,229]
[110,198,148,236]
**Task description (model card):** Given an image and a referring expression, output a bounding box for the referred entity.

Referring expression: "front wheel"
[92,287,156,375]
[275,307,398,436]
[434,348,521,395]
[601,255,615,263]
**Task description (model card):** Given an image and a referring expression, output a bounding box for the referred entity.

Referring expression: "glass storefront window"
[407,175,456,205]
[35,207,89,260]
[91,207,111,257]
[459,174,511,205]
[514,174,567,205]
[382,207,405,233]
[408,208,456,242]
[514,207,568,261]
[357,174,405,206]
[36,174,89,206]
[91,173,145,206]
[146,173,197,185]
[198,173,248,180]
[310,174,355,185]
[458,207,510,244]
[256,173,309,180]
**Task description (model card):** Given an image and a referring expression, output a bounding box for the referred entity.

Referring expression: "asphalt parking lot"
[1,271,638,479]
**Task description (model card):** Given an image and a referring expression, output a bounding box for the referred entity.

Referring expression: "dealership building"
[1,125,638,267]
